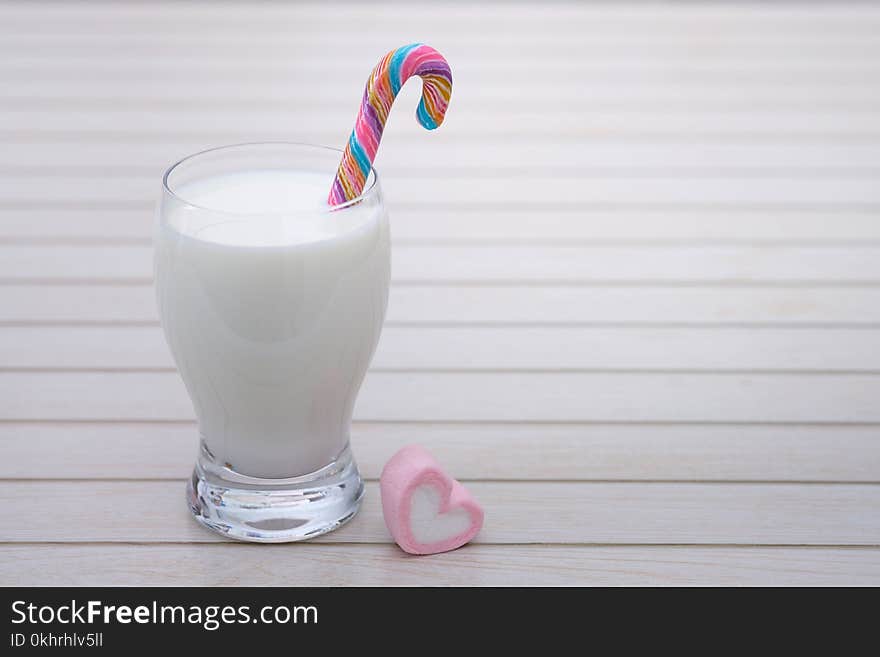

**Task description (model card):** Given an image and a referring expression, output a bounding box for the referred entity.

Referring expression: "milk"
[155,169,390,479]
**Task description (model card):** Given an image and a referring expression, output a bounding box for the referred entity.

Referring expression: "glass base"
[186,444,364,543]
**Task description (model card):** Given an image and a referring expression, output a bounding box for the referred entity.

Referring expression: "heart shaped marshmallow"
[380,445,484,555]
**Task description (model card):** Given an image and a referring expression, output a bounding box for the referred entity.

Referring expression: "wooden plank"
[14,29,872,47]
[4,140,880,171]
[1,480,878,545]
[6,107,879,137]
[4,326,880,372]
[3,207,880,243]
[5,66,880,91]
[3,4,880,33]
[2,284,879,325]
[8,54,880,77]
[5,78,880,107]
[1,544,877,586]
[393,245,880,283]
[2,370,879,423]
[5,35,880,63]
[5,244,880,283]
[3,4,879,21]
[2,174,879,205]
[1,421,878,482]
[6,83,880,111]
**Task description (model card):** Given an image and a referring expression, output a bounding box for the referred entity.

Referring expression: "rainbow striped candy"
[328,44,453,206]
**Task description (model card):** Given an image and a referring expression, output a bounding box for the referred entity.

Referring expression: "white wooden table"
[1,2,879,585]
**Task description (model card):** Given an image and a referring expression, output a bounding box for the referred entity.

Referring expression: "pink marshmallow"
[380,445,484,555]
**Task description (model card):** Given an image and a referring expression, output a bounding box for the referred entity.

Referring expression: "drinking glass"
[155,143,390,542]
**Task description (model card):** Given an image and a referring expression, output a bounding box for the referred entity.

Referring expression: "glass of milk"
[155,143,390,542]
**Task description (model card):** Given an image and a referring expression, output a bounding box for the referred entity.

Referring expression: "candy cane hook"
[328,44,453,206]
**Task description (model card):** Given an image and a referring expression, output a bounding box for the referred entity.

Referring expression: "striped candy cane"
[328,44,453,206]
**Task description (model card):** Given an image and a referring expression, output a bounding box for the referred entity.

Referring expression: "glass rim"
[161,141,380,216]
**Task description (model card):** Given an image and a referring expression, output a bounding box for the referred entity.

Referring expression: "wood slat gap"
[8,165,880,179]
[4,320,880,330]
[6,237,880,248]
[8,279,880,288]
[1,477,878,486]
[5,366,880,376]
[7,133,880,144]
[2,418,880,427]
[3,541,880,550]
